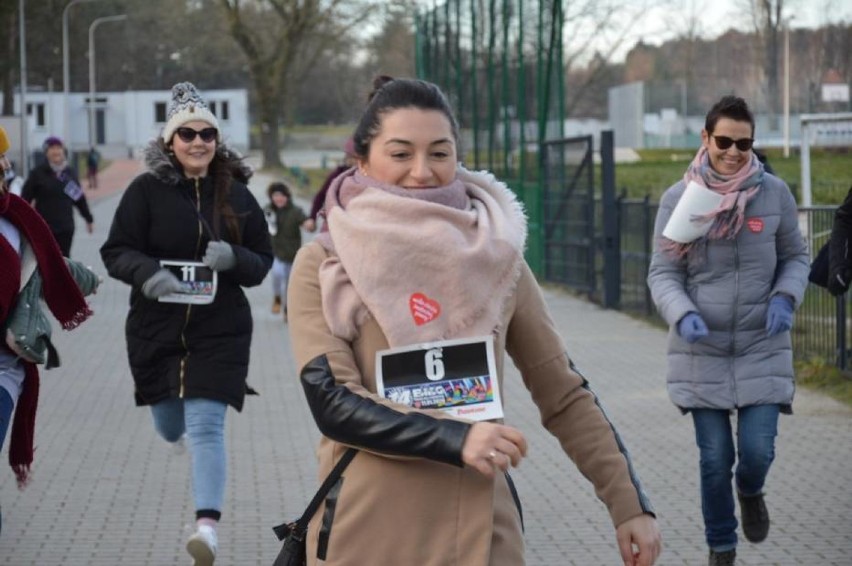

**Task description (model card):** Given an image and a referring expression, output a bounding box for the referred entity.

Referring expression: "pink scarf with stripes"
[661,147,764,258]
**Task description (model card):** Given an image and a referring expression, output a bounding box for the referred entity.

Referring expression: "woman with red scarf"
[0,126,96,536]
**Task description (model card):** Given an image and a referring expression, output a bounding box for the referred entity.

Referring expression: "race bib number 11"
[157,260,217,305]
[375,336,503,422]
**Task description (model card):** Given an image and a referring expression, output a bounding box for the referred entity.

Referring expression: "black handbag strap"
[274,448,357,540]
[298,448,357,528]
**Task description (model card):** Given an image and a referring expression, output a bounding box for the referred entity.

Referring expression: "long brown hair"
[208,152,242,244]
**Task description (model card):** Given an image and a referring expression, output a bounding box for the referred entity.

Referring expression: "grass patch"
[795,358,852,407]
[611,147,849,205]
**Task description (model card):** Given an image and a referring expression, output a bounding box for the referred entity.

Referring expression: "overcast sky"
[554,0,852,65]
[415,0,851,65]
[629,0,851,52]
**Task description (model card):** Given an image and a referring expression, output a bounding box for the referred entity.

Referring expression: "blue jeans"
[151,398,228,519]
[691,404,780,551]
[0,387,13,452]
[270,258,293,308]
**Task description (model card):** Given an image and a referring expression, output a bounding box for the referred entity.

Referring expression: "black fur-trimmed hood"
[143,139,253,187]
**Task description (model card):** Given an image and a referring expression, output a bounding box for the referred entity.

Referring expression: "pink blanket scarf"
[316,167,527,347]
[661,146,764,258]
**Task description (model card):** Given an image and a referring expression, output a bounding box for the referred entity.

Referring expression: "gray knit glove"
[141,269,183,299]
[202,240,237,271]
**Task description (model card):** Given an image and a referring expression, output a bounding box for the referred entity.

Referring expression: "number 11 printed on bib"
[158,260,218,305]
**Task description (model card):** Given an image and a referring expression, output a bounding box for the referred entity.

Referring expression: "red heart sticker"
[746,217,764,233]
[409,293,441,326]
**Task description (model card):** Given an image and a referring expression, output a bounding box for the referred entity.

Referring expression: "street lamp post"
[63,0,109,146]
[782,16,794,159]
[87,14,127,149]
[18,0,29,175]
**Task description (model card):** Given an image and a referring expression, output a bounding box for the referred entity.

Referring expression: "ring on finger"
[488,450,498,461]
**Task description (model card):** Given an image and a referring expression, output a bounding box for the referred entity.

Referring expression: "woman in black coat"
[22,136,94,257]
[828,187,852,296]
[100,82,272,566]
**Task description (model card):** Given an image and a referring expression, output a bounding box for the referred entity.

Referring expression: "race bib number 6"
[375,336,503,422]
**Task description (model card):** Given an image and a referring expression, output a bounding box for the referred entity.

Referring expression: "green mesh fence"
[415,0,566,274]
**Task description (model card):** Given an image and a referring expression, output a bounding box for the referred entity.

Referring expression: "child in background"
[264,182,315,320]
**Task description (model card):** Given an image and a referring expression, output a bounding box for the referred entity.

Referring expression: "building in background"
[9,89,249,162]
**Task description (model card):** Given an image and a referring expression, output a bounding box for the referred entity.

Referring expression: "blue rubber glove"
[766,294,794,337]
[677,312,709,344]
[202,240,237,271]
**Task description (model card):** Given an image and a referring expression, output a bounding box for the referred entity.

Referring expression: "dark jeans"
[52,230,73,257]
[0,387,13,452]
[691,404,780,551]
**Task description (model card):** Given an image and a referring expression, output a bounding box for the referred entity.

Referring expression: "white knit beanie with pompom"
[161,82,221,144]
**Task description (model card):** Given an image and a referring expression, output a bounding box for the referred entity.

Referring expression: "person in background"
[3,159,23,197]
[752,148,774,176]
[86,146,101,190]
[308,137,357,224]
[288,76,661,566]
[21,136,94,257]
[263,181,314,320]
[827,186,852,296]
[0,125,98,536]
[100,82,273,566]
[647,96,809,566]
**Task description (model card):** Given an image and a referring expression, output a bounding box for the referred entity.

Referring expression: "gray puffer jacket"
[647,173,809,412]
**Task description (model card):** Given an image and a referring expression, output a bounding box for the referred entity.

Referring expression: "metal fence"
[415,2,848,371]
[416,0,565,273]
[617,200,849,370]
[540,136,595,292]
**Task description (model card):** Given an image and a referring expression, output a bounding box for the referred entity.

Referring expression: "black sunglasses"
[175,127,218,143]
[711,135,754,152]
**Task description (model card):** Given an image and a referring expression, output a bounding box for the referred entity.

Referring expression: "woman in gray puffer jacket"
[647,96,809,566]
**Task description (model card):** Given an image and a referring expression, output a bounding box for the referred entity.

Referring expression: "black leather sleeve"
[300,354,471,467]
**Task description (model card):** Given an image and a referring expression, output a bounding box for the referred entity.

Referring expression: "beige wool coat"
[288,240,654,566]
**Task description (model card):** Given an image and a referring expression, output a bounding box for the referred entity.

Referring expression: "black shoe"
[708,549,736,566]
[738,491,770,543]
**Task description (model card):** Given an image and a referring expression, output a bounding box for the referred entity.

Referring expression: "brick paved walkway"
[0,156,849,565]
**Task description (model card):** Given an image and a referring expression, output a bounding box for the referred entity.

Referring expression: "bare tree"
[363,0,416,79]
[747,0,786,129]
[560,0,678,117]
[1,0,17,116]
[219,0,379,169]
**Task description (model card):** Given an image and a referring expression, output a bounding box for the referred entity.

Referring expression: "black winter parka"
[22,163,93,234]
[100,142,273,410]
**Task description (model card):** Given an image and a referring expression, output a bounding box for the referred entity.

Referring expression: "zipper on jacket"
[729,240,740,406]
[178,178,204,397]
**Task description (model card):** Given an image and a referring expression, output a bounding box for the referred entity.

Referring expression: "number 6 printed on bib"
[375,336,503,422]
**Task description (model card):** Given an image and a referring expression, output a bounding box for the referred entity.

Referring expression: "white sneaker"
[186,524,217,566]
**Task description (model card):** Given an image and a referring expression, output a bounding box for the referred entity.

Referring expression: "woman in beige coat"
[288,76,661,566]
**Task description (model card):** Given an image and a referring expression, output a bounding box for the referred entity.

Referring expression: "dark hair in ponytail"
[352,76,459,158]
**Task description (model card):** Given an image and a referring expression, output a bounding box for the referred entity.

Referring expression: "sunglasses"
[711,135,754,152]
[175,127,218,143]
